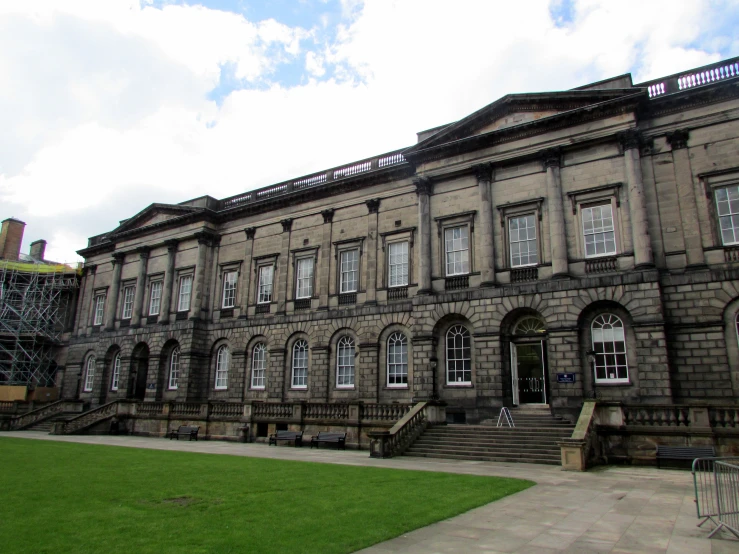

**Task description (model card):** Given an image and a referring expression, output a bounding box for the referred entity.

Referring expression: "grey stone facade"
[65,57,739,425]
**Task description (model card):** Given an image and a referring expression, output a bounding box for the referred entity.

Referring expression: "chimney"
[30,239,47,261]
[0,218,26,261]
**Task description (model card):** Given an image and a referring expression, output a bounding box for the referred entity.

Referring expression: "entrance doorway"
[510,316,548,405]
[129,343,149,400]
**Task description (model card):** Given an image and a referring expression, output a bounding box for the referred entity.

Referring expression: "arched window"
[592,314,628,383]
[291,340,308,389]
[84,356,96,392]
[336,337,355,388]
[110,353,121,391]
[214,346,229,390]
[168,347,181,390]
[513,316,546,335]
[735,312,739,348]
[446,325,471,385]
[251,343,266,389]
[387,333,408,387]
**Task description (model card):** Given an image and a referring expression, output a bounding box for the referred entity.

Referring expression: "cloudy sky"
[1,0,738,262]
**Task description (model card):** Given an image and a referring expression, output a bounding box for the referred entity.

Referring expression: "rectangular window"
[258,265,274,304]
[296,258,314,299]
[444,226,469,276]
[84,358,95,392]
[716,185,739,245]
[582,204,616,257]
[388,241,409,287]
[148,281,162,316]
[340,249,359,293]
[291,341,308,389]
[93,295,105,326]
[121,285,135,320]
[509,215,538,267]
[177,275,193,312]
[222,270,237,308]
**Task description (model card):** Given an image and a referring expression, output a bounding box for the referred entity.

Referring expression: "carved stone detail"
[666,129,690,150]
[541,148,561,169]
[245,227,256,240]
[414,177,433,196]
[366,198,381,214]
[281,219,293,232]
[321,209,335,223]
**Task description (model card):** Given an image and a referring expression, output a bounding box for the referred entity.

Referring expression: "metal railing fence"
[692,457,739,539]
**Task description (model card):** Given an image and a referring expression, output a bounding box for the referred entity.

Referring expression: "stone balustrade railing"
[637,56,739,99]
[219,149,408,211]
[56,401,122,435]
[252,402,292,419]
[623,405,691,427]
[209,402,243,418]
[367,402,448,458]
[135,402,164,416]
[303,403,348,420]
[171,402,203,417]
[361,403,412,421]
[8,400,84,430]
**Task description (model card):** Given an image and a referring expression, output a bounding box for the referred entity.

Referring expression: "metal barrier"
[692,457,739,539]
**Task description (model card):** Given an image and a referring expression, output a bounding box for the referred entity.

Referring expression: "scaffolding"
[0,260,80,387]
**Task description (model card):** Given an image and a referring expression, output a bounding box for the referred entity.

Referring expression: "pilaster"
[542,149,569,278]
[619,131,654,268]
[239,228,256,318]
[130,247,150,327]
[365,199,380,305]
[474,163,496,286]
[105,253,124,330]
[414,178,433,295]
[319,209,334,309]
[158,240,178,324]
[276,219,292,314]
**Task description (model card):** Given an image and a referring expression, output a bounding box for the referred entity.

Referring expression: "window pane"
[340,250,359,293]
[222,271,237,308]
[582,204,616,257]
[215,346,229,389]
[446,325,471,384]
[509,215,538,267]
[592,314,628,383]
[337,337,355,387]
[111,354,121,391]
[178,275,192,311]
[258,266,273,303]
[169,347,180,389]
[149,281,162,316]
[121,286,135,319]
[388,242,409,287]
[296,258,314,299]
[444,227,469,276]
[251,343,266,389]
[292,340,308,387]
[717,186,739,245]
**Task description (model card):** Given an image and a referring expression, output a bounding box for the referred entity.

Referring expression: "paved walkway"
[2,431,737,553]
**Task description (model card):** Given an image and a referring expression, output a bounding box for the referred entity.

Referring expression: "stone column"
[318,209,334,309]
[543,149,569,278]
[130,247,150,327]
[190,233,211,321]
[365,199,380,305]
[474,163,496,286]
[77,264,96,335]
[668,129,706,269]
[239,228,256,318]
[415,178,433,295]
[276,219,292,314]
[158,240,178,324]
[620,131,654,268]
[105,253,124,330]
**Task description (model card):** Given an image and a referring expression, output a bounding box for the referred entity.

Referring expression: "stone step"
[404,451,561,465]
[413,437,564,448]
[408,442,560,456]
[424,430,574,438]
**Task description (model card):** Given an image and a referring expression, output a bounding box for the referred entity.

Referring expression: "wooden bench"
[656,445,715,468]
[168,425,200,441]
[269,430,303,447]
[311,432,346,450]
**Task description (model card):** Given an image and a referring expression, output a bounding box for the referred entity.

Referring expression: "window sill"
[250,386,265,391]
[82,388,93,393]
[175,312,188,321]
[167,386,178,391]
[594,380,631,386]
[336,385,355,390]
[214,386,228,391]
[386,384,409,389]
[290,386,308,390]
[445,382,473,387]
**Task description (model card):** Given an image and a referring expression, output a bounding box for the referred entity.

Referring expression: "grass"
[0,438,533,554]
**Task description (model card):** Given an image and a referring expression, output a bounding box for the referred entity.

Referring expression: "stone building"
[60,57,739,451]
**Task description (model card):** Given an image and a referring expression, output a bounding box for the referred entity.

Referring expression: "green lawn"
[0,438,533,554]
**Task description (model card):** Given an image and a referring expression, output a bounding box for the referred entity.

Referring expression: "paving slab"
[2,431,738,553]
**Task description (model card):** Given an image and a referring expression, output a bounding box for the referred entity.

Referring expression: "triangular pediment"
[111,204,201,235]
[406,89,642,155]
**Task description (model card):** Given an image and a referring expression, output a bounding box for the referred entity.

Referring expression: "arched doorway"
[128,343,150,400]
[510,316,548,405]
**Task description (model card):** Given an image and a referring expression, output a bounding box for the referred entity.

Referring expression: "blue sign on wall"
[557,373,576,383]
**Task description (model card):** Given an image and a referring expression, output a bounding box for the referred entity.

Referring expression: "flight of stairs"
[24,413,80,433]
[404,407,576,465]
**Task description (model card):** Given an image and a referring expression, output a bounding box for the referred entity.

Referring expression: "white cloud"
[0,0,737,261]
